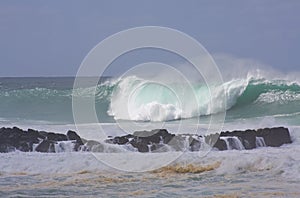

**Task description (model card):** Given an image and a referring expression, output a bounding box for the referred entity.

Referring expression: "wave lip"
[108,75,300,122]
[0,75,300,123]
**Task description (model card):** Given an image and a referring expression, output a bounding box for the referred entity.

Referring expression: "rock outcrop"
[105,127,293,152]
[0,127,83,153]
[0,126,293,153]
[105,129,202,152]
[256,127,292,147]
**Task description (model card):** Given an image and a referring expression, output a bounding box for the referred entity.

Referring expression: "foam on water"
[256,137,267,147]
[1,75,300,123]
[220,136,245,150]
[1,71,300,196]
[0,140,299,179]
[0,125,299,197]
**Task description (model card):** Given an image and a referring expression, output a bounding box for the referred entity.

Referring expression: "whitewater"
[1,75,300,124]
[0,75,300,197]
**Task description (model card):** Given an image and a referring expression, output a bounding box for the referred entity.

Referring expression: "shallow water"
[0,139,299,197]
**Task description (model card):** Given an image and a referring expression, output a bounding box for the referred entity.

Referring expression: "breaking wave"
[108,76,300,121]
[0,75,299,122]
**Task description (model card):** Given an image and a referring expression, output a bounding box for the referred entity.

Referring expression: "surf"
[0,75,300,123]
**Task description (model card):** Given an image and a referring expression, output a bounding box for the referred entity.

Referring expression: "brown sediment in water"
[151,161,221,175]
[11,172,28,176]
[204,194,240,198]
[0,174,139,192]
[118,189,158,197]
[259,191,300,197]
[205,191,300,198]
[77,170,91,174]
[130,190,145,196]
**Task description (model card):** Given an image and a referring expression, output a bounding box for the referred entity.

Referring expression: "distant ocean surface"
[0,76,299,197]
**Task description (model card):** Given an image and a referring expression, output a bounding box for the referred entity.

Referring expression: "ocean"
[0,76,299,197]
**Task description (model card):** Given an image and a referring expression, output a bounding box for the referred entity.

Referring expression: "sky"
[0,0,299,77]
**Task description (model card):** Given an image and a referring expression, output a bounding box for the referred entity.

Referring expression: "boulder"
[67,130,84,151]
[190,138,201,151]
[129,141,149,152]
[220,130,256,150]
[213,138,227,151]
[0,126,293,153]
[35,140,55,153]
[46,132,68,141]
[0,127,41,152]
[166,135,186,151]
[257,127,292,147]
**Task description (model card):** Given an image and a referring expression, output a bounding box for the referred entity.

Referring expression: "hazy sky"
[0,0,299,77]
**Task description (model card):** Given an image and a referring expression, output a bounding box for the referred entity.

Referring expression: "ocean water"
[0,76,299,197]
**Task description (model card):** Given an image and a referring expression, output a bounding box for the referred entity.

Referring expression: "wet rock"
[35,140,55,153]
[257,127,292,147]
[220,130,256,150]
[213,138,227,151]
[0,127,40,152]
[46,132,68,141]
[190,138,201,151]
[0,127,85,153]
[130,141,149,152]
[0,126,293,153]
[113,136,130,145]
[205,133,220,146]
[105,129,177,152]
[167,136,186,151]
[67,130,84,151]
[81,140,104,152]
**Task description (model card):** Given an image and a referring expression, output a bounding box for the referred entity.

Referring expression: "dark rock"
[133,129,169,144]
[241,130,256,149]
[0,127,86,153]
[0,144,15,153]
[129,141,149,152]
[0,127,40,152]
[67,130,84,151]
[190,138,201,151]
[105,135,130,145]
[257,127,292,147]
[46,132,68,141]
[220,130,256,150]
[214,138,227,151]
[35,140,55,153]
[38,131,48,138]
[0,126,293,153]
[167,136,186,151]
[27,129,44,141]
[205,133,220,147]
[116,129,175,152]
[114,136,129,145]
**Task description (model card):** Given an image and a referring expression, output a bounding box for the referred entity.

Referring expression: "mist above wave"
[108,75,300,122]
[0,71,300,123]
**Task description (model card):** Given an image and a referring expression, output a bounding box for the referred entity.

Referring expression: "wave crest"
[108,75,300,122]
[0,75,299,122]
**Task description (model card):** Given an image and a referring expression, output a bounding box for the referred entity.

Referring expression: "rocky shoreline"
[0,127,292,153]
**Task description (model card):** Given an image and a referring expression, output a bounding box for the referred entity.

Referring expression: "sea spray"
[0,76,300,123]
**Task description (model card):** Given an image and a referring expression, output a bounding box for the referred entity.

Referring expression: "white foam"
[108,76,248,122]
[255,137,266,147]
[54,141,75,152]
[220,136,245,150]
[255,90,300,104]
[0,144,299,180]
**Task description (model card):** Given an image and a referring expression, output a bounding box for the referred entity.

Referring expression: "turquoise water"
[0,76,299,125]
[0,76,299,197]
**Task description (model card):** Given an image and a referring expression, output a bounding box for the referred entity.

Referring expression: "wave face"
[0,76,300,123]
[108,76,300,122]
